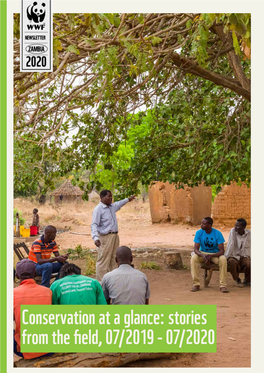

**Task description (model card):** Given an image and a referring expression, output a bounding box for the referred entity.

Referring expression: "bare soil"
[14,198,251,368]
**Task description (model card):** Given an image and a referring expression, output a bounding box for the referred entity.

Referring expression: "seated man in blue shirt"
[191,217,228,293]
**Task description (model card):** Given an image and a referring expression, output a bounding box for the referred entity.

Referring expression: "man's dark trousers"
[35,262,64,287]
[227,257,251,283]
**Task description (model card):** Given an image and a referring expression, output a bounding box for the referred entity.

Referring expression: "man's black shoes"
[236,278,244,287]
[236,278,250,287]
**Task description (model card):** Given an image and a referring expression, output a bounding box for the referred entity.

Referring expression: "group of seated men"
[14,218,250,359]
[191,217,251,293]
[14,244,148,359]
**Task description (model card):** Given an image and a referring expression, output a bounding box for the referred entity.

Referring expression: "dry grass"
[13,197,151,232]
[140,261,161,270]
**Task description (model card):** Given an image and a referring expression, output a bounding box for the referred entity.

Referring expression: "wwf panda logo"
[204,236,214,249]
[27,2,46,23]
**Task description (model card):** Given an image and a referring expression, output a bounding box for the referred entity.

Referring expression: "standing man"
[101,246,150,305]
[28,225,68,287]
[91,190,136,281]
[225,218,251,287]
[191,217,229,293]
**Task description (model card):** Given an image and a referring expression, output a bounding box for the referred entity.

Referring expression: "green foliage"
[75,244,84,257]
[13,136,77,198]
[86,76,250,199]
[67,248,75,257]
[150,36,162,45]
[211,185,222,202]
[190,25,209,65]
[67,245,97,276]
[13,14,20,38]
[53,39,62,66]
[140,261,161,270]
[13,208,25,225]
[85,251,96,276]
[92,143,134,192]
[232,31,241,56]
[202,13,251,52]
[13,13,251,198]
[67,244,85,259]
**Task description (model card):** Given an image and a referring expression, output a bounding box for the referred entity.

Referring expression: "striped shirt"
[28,235,59,263]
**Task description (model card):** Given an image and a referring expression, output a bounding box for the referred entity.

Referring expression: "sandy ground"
[13,198,251,367]
[125,268,251,368]
[14,197,232,250]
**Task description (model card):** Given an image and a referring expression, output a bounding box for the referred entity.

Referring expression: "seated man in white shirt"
[101,246,150,305]
[225,218,251,287]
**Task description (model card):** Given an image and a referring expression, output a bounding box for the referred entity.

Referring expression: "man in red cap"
[14,259,52,359]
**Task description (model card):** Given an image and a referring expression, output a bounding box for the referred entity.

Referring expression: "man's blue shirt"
[194,228,225,253]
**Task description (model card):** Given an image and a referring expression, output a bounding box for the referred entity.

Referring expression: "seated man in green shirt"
[50,263,107,305]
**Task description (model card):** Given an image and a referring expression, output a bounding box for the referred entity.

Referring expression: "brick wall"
[148,182,211,225]
[212,182,251,226]
[191,185,212,225]
[148,182,173,223]
[169,187,194,224]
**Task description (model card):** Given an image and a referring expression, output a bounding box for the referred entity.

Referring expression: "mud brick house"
[148,181,251,227]
[148,182,212,225]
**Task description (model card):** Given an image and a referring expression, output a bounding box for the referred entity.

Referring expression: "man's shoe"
[191,285,200,292]
[236,278,244,287]
[220,287,229,293]
[243,280,251,287]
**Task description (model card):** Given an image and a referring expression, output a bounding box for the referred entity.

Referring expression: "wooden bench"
[201,262,245,287]
[14,242,58,284]
[14,242,30,260]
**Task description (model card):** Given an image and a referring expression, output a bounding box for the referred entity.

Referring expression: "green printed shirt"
[50,275,107,305]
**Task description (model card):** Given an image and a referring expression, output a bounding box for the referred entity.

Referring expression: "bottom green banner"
[20,305,216,353]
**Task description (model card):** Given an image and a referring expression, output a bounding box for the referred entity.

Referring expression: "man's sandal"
[191,285,200,292]
[220,287,229,293]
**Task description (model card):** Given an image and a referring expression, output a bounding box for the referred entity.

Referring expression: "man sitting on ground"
[191,217,229,293]
[101,246,150,304]
[225,218,251,287]
[14,259,52,360]
[28,225,68,287]
[50,263,107,305]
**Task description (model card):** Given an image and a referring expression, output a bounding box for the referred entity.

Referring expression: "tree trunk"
[164,251,183,269]
[171,52,250,101]
[212,24,251,92]
[39,194,46,204]
[14,352,178,368]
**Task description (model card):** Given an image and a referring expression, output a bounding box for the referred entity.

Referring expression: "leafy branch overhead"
[13,13,251,197]
[14,13,250,130]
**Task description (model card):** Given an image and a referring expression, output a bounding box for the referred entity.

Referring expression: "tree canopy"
[13,13,251,198]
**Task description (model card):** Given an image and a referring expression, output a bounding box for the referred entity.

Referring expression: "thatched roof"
[51,180,84,196]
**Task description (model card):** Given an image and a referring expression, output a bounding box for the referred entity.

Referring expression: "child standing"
[32,208,40,234]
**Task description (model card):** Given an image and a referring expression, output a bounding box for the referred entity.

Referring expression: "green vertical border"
[0,1,7,373]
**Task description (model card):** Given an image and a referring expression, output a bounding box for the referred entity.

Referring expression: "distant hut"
[51,180,84,203]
